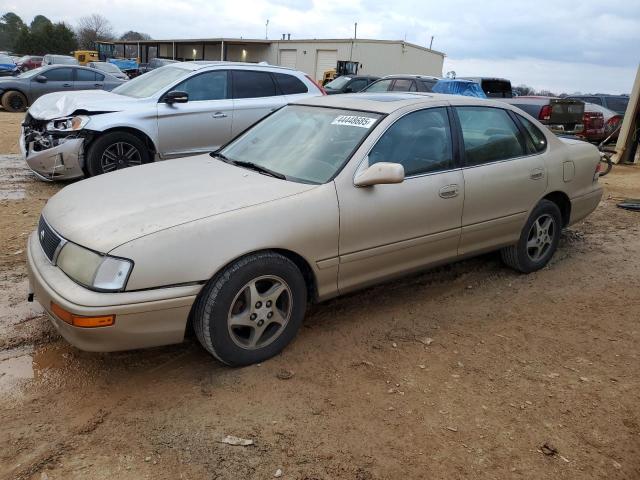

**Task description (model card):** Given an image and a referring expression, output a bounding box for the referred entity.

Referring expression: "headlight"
[46,115,90,132]
[56,242,133,292]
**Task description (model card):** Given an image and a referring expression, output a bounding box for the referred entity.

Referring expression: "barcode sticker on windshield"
[331,115,377,128]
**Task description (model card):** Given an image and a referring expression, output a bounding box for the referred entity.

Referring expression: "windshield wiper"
[211,152,286,180]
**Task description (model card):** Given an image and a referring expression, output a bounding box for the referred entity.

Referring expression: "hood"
[42,155,316,253]
[27,90,140,120]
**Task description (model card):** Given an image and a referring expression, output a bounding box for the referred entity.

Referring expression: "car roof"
[379,74,440,80]
[292,92,512,114]
[169,61,300,73]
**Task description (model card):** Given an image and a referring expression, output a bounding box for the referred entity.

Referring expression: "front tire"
[1,90,28,112]
[194,252,308,366]
[86,131,150,177]
[501,199,562,273]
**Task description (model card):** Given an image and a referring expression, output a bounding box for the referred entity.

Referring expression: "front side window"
[364,79,393,92]
[220,105,381,184]
[517,114,547,153]
[172,70,228,101]
[274,73,308,95]
[456,107,526,166]
[347,79,368,92]
[369,107,453,176]
[43,68,73,81]
[232,70,277,98]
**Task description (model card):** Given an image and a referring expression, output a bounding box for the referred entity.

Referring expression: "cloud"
[5,0,638,92]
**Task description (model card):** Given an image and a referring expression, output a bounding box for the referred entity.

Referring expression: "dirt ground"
[1,112,639,480]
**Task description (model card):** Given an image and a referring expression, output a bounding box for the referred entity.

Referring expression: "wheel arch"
[85,126,158,161]
[1,88,29,107]
[543,191,571,227]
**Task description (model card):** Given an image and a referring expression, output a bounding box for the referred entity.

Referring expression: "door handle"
[63,83,72,87]
[212,112,228,119]
[439,184,459,199]
[530,168,545,180]
[94,83,103,87]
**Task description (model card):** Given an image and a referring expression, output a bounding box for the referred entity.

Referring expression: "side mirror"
[35,75,47,83]
[354,162,405,187]
[163,90,189,104]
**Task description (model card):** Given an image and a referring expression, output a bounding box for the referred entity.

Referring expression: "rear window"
[605,97,629,113]
[232,70,277,98]
[481,79,512,98]
[273,73,308,95]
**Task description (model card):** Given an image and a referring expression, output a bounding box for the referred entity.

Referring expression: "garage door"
[315,50,337,82]
[279,49,297,69]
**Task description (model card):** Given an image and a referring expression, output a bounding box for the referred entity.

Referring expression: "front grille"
[38,216,63,263]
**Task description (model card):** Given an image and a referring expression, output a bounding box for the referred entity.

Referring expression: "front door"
[30,67,74,101]
[157,70,233,157]
[454,106,548,254]
[337,107,464,292]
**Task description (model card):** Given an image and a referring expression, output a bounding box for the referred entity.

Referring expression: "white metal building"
[114,37,445,82]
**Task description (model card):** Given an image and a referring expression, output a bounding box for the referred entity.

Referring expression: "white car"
[20,62,324,180]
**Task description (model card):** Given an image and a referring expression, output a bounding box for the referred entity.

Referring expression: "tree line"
[0,12,151,55]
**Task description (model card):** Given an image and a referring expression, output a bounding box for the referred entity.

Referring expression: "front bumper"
[27,232,200,352]
[20,129,86,181]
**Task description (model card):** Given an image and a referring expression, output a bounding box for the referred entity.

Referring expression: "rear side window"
[273,73,308,95]
[369,107,453,176]
[232,70,277,98]
[391,79,416,92]
[456,107,526,166]
[43,68,73,81]
[347,79,368,92]
[517,114,547,153]
[173,70,228,101]
[605,97,629,113]
[76,69,98,81]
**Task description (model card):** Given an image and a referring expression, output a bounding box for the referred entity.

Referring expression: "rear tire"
[598,153,613,177]
[86,131,150,177]
[501,199,562,273]
[1,90,28,112]
[194,252,307,366]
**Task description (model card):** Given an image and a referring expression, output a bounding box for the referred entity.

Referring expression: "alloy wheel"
[526,214,555,262]
[100,142,143,172]
[227,275,292,350]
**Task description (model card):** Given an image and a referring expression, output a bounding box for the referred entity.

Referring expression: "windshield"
[18,67,44,79]
[111,66,189,98]
[325,76,351,89]
[220,105,381,184]
[0,54,14,64]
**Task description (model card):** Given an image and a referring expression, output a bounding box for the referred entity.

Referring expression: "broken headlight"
[46,115,90,132]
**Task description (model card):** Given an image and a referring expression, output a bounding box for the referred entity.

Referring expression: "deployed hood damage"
[27,90,136,120]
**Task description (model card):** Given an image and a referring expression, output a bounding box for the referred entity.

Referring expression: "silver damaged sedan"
[27,93,603,366]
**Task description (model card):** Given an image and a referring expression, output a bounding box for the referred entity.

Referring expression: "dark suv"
[565,95,629,115]
[361,75,440,93]
[324,75,379,94]
[460,77,513,98]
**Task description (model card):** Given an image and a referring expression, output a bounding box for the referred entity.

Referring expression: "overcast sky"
[6,0,639,93]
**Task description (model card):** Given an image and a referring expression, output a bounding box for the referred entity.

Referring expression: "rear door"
[231,70,286,137]
[454,106,547,254]
[157,69,233,157]
[74,68,104,90]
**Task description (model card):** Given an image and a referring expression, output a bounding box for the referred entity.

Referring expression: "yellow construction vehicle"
[73,50,99,65]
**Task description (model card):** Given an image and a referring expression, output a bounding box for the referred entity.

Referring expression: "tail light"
[306,75,327,95]
[539,105,552,121]
[583,111,604,130]
[594,161,602,181]
[606,115,621,133]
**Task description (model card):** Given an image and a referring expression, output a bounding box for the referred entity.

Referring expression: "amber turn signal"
[50,302,115,328]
